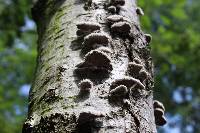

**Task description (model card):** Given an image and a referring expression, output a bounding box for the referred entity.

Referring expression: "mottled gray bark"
[23,0,166,132]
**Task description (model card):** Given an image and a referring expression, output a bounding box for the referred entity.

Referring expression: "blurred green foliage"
[0,0,199,133]
[0,0,37,133]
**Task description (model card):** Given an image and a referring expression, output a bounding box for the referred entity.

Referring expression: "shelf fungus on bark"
[77,109,105,125]
[76,22,101,36]
[79,79,93,94]
[138,70,148,82]
[153,100,165,111]
[109,85,128,97]
[96,46,112,54]
[127,62,143,77]
[83,32,111,49]
[108,6,117,14]
[107,15,124,23]
[136,7,144,16]
[154,108,167,126]
[111,0,125,6]
[144,34,152,44]
[76,50,113,71]
[111,21,131,34]
[110,76,145,91]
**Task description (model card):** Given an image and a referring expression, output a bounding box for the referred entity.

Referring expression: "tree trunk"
[23,0,161,132]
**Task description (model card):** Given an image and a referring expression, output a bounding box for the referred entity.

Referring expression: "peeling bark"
[23,0,166,132]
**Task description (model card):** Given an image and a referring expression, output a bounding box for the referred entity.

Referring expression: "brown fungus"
[78,109,105,124]
[96,46,112,54]
[154,108,166,126]
[76,22,101,31]
[77,50,113,71]
[109,85,128,97]
[111,0,125,6]
[107,15,124,23]
[79,79,93,93]
[110,76,145,91]
[144,34,152,44]
[83,32,111,49]
[108,6,117,13]
[136,7,144,16]
[139,70,148,82]
[154,108,164,116]
[111,21,131,34]
[153,100,165,111]
[127,62,143,77]
[133,58,142,64]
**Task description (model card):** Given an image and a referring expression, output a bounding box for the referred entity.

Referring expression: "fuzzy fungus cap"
[110,76,145,91]
[139,70,148,82]
[111,21,131,34]
[154,108,164,117]
[153,100,165,111]
[111,0,125,6]
[96,46,112,54]
[77,50,113,71]
[109,85,128,97]
[78,109,105,124]
[136,7,144,16]
[127,62,143,76]
[108,6,117,13]
[79,79,93,92]
[76,22,101,31]
[107,15,124,23]
[83,32,111,48]
[133,58,142,64]
[155,115,167,126]
[144,34,152,44]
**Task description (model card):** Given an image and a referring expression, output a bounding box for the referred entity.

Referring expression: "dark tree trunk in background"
[23,0,165,132]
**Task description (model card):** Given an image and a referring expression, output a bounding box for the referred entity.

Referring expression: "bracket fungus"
[77,50,113,71]
[76,22,101,31]
[136,7,144,16]
[83,32,111,49]
[133,58,142,64]
[96,46,112,54]
[111,0,125,6]
[109,85,128,97]
[108,6,117,13]
[76,22,101,36]
[139,70,148,82]
[110,76,145,91]
[153,100,165,111]
[127,62,143,76]
[107,15,124,23]
[154,108,167,126]
[111,21,131,34]
[78,109,105,125]
[79,79,93,93]
[144,34,152,44]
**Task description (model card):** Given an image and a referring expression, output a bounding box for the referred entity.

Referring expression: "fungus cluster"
[109,76,145,103]
[153,100,167,126]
